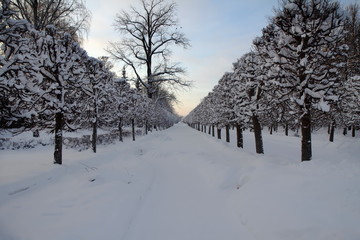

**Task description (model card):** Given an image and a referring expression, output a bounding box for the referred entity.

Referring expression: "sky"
[83,0,359,116]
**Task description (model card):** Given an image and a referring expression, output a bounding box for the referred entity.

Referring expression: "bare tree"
[10,0,91,42]
[107,0,190,98]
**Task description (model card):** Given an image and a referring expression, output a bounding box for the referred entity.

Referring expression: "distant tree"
[107,0,190,98]
[81,57,112,153]
[205,93,218,137]
[344,3,360,79]
[232,57,255,148]
[111,78,132,142]
[240,52,265,154]
[10,0,91,42]
[211,73,236,143]
[341,3,360,135]
[150,87,180,129]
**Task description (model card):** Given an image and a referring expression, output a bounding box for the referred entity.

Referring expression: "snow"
[285,3,298,11]
[0,123,360,240]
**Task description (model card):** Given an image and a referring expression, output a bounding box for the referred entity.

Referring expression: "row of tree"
[184,0,360,161]
[0,0,181,164]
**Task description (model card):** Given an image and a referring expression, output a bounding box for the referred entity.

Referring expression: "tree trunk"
[329,120,335,142]
[301,111,312,161]
[236,124,243,148]
[352,125,356,137]
[253,115,264,154]
[54,112,64,165]
[145,120,148,135]
[212,125,215,137]
[132,119,135,141]
[208,125,211,135]
[119,117,123,142]
[33,129,39,137]
[92,98,98,153]
[225,125,230,143]
[343,127,347,136]
[285,123,289,136]
[217,127,221,140]
[92,118,97,153]
[270,125,273,135]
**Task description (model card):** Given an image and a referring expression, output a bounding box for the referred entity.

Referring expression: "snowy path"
[120,125,247,240]
[1,123,360,240]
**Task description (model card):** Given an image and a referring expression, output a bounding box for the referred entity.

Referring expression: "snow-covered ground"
[0,123,359,240]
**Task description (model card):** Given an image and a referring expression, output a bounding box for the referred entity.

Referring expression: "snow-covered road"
[120,125,249,240]
[1,123,359,240]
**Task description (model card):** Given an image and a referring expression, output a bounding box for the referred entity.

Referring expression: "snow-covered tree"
[1,4,88,164]
[234,52,266,154]
[269,0,347,161]
[34,26,87,164]
[111,78,133,142]
[0,0,39,128]
[81,57,112,153]
[339,4,360,136]
[214,73,235,142]
[253,23,298,136]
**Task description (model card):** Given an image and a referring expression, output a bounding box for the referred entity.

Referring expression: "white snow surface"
[0,123,359,240]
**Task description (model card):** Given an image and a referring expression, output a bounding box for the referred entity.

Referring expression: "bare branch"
[108,0,190,98]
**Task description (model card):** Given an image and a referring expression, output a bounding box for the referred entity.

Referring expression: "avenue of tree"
[0,0,184,164]
[184,0,360,161]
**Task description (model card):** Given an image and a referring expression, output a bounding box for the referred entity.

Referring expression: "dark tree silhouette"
[107,0,190,98]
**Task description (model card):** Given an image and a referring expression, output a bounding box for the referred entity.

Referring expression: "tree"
[0,0,36,128]
[232,58,254,148]
[341,3,360,136]
[34,27,87,164]
[271,0,347,161]
[81,57,112,153]
[1,3,88,163]
[234,52,266,154]
[107,0,190,98]
[150,87,180,129]
[253,23,298,136]
[344,3,360,79]
[10,0,91,42]
[111,78,132,142]
[216,73,235,143]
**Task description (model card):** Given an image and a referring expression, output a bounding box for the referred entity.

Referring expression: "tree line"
[183,0,360,161]
[0,0,182,165]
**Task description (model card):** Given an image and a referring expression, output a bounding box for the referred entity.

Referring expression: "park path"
[120,123,250,240]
